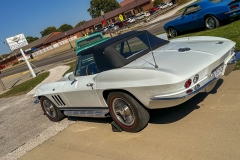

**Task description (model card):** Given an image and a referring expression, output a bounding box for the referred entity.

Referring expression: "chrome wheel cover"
[206,17,215,29]
[169,28,177,37]
[43,100,56,118]
[112,98,134,126]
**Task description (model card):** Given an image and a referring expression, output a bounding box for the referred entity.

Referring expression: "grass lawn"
[63,60,76,76]
[0,72,49,98]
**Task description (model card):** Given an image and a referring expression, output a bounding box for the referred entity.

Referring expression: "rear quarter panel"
[95,68,187,108]
[196,5,229,24]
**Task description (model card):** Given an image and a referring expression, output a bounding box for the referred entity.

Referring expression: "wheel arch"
[204,14,220,22]
[167,25,177,31]
[102,89,148,109]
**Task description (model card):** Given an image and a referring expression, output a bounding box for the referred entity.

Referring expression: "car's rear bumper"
[149,77,218,109]
[225,8,240,17]
[149,51,240,109]
[224,51,240,76]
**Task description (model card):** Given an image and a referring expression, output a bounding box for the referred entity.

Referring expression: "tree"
[87,0,120,18]
[57,24,73,32]
[75,20,86,28]
[40,26,57,37]
[26,36,39,43]
[154,0,162,6]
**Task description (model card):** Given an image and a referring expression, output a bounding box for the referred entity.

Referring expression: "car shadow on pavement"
[149,79,223,124]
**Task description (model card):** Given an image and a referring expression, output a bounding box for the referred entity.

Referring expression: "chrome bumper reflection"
[225,8,240,14]
[149,78,218,109]
[224,51,240,76]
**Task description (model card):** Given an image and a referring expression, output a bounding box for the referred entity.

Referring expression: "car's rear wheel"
[107,92,149,132]
[168,27,178,38]
[205,15,219,29]
[40,97,65,122]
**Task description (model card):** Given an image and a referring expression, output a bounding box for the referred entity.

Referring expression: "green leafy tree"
[75,20,86,28]
[40,26,57,37]
[87,0,120,18]
[57,24,73,32]
[154,0,162,6]
[26,36,39,43]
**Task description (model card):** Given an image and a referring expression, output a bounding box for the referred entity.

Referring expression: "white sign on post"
[5,33,36,78]
[6,33,28,51]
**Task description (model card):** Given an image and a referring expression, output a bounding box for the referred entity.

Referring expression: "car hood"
[125,36,235,78]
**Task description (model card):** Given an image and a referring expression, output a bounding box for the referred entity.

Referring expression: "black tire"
[107,92,150,132]
[40,97,65,122]
[205,15,220,29]
[168,27,178,38]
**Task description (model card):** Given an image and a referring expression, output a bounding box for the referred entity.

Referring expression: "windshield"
[77,35,102,48]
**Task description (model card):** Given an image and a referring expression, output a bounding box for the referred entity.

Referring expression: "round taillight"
[193,74,199,84]
[184,79,192,88]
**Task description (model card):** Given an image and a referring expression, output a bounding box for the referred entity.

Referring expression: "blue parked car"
[164,0,240,37]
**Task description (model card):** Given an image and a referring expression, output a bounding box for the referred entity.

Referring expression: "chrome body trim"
[225,8,240,14]
[224,51,240,76]
[63,109,109,118]
[149,78,218,109]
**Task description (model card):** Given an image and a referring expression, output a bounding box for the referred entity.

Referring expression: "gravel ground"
[0,65,74,160]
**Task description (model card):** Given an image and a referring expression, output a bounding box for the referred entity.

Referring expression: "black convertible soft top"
[77,30,169,72]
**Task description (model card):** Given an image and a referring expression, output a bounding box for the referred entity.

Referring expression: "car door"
[62,53,102,108]
[176,5,201,32]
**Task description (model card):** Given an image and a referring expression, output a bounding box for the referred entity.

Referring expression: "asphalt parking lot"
[0,70,239,160]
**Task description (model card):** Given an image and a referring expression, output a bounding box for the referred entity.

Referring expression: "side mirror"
[68,74,76,81]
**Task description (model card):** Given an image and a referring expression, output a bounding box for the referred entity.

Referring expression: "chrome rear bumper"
[149,52,240,109]
[224,51,240,76]
[149,78,218,109]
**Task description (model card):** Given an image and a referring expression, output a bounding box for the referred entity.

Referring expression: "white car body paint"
[34,36,236,110]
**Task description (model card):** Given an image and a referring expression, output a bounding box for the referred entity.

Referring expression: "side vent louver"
[52,95,65,106]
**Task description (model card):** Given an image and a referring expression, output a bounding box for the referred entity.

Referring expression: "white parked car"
[159,3,168,9]
[143,12,151,17]
[136,13,145,20]
[167,2,173,6]
[33,30,239,132]
[127,17,136,23]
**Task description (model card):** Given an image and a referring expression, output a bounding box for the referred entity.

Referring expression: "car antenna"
[145,31,158,68]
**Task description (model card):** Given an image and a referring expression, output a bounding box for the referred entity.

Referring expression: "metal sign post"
[20,48,36,78]
[6,33,36,78]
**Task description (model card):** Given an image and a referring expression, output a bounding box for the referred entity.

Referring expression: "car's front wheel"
[205,15,219,29]
[107,92,149,132]
[168,27,178,38]
[40,97,65,122]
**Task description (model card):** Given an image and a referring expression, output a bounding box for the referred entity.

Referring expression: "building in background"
[0,0,155,67]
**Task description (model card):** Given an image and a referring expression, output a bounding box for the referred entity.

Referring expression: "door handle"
[86,83,94,87]
[86,83,94,88]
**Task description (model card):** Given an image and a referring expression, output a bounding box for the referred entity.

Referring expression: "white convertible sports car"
[33,30,239,132]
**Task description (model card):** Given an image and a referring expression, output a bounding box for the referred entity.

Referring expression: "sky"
[0,0,122,55]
